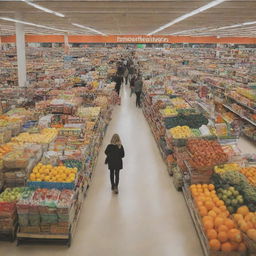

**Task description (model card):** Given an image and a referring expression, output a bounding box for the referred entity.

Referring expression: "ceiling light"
[0,17,68,32]
[72,23,106,36]
[171,27,210,35]
[210,21,256,31]
[21,0,65,17]
[147,0,227,35]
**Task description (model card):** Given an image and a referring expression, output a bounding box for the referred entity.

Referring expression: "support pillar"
[64,33,70,54]
[15,21,26,87]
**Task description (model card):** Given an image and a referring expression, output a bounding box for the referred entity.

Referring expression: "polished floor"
[1,86,255,256]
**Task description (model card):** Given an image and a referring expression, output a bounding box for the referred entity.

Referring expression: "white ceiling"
[0,0,255,37]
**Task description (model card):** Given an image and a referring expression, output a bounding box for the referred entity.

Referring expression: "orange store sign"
[1,35,256,44]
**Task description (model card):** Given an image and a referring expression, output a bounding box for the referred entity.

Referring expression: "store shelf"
[222,104,256,127]
[227,95,256,113]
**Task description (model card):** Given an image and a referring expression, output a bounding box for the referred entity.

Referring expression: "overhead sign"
[1,35,256,45]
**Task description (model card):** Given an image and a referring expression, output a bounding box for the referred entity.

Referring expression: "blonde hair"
[111,134,122,148]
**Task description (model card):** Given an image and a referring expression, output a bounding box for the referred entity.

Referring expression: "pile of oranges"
[239,167,256,186]
[190,184,246,252]
[234,206,256,242]
[29,163,77,183]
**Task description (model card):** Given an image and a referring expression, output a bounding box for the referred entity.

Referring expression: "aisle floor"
[0,86,204,256]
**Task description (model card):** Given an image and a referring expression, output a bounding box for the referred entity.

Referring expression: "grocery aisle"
[0,85,203,256]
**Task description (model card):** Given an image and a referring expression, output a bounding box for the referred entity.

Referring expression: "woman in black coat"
[105,134,125,194]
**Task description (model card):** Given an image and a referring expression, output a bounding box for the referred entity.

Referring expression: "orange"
[220,205,227,212]
[228,229,242,243]
[218,224,228,233]
[208,210,217,219]
[196,201,203,208]
[199,206,208,217]
[224,219,235,229]
[209,239,221,251]
[212,207,221,215]
[247,229,256,241]
[203,216,214,223]
[190,184,196,190]
[208,184,215,191]
[205,201,214,211]
[221,242,233,252]
[216,200,225,207]
[218,231,228,242]
[214,217,224,228]
[238,220,249,232]
[207,229,218,240]
[237,206,249,216]
[203,220,214,230]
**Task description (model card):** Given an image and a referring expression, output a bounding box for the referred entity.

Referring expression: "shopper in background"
[124,65,129,85]
[130,73,136,97]
[105,134,125,194]
[128,64,135,85]
[113,74,122,96]
[134,75,143,108]
[117,63,125,78]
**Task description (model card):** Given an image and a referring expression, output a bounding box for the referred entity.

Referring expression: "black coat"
[105,144,125,170]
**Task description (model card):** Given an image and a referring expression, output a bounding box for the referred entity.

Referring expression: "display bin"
[3,156,29,169]
[242,233,256,255]
[20,225,41,233]
[0,202,16,217]
[27,181,75,190]
[184,161,213,184]
[182,184,247,256]
[18,214,29,226]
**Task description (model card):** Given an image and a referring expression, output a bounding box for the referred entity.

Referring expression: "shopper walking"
[124,65,129,85]
[130,74,136,97]
[113,74,122,96]
[105,134,125,194]
[134,75,143,108]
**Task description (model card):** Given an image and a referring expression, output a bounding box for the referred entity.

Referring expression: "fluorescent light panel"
[21,0,65,17]
[72,23,106,36]
[147,0,227,35]
[171,27,210,35]
[211,21,256,31]
[0,17,68,32]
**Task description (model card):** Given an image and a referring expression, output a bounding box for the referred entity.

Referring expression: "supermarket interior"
[0,0,256,256]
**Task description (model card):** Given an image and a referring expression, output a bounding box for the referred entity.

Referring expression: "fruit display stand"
[182,184,247,256]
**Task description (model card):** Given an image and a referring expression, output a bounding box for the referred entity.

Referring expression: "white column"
[15,22,26,87]
[64,33,70,54]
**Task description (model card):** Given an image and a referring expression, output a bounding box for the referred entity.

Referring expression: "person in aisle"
[104,134,125,194]
[123,65,129,85]
[128,64,135,85]
[130,73,136,97]
[117,63,125,78]
[134,75,143,108]
[113,74,122,96]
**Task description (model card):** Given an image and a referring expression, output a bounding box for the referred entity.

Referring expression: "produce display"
[29,163,77,183]
[0,47,118,245]
[239,167,256,186]
[12,128,58,144]
[169,126,193,139]
[187,139,228,169]
[190,184,247,253]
